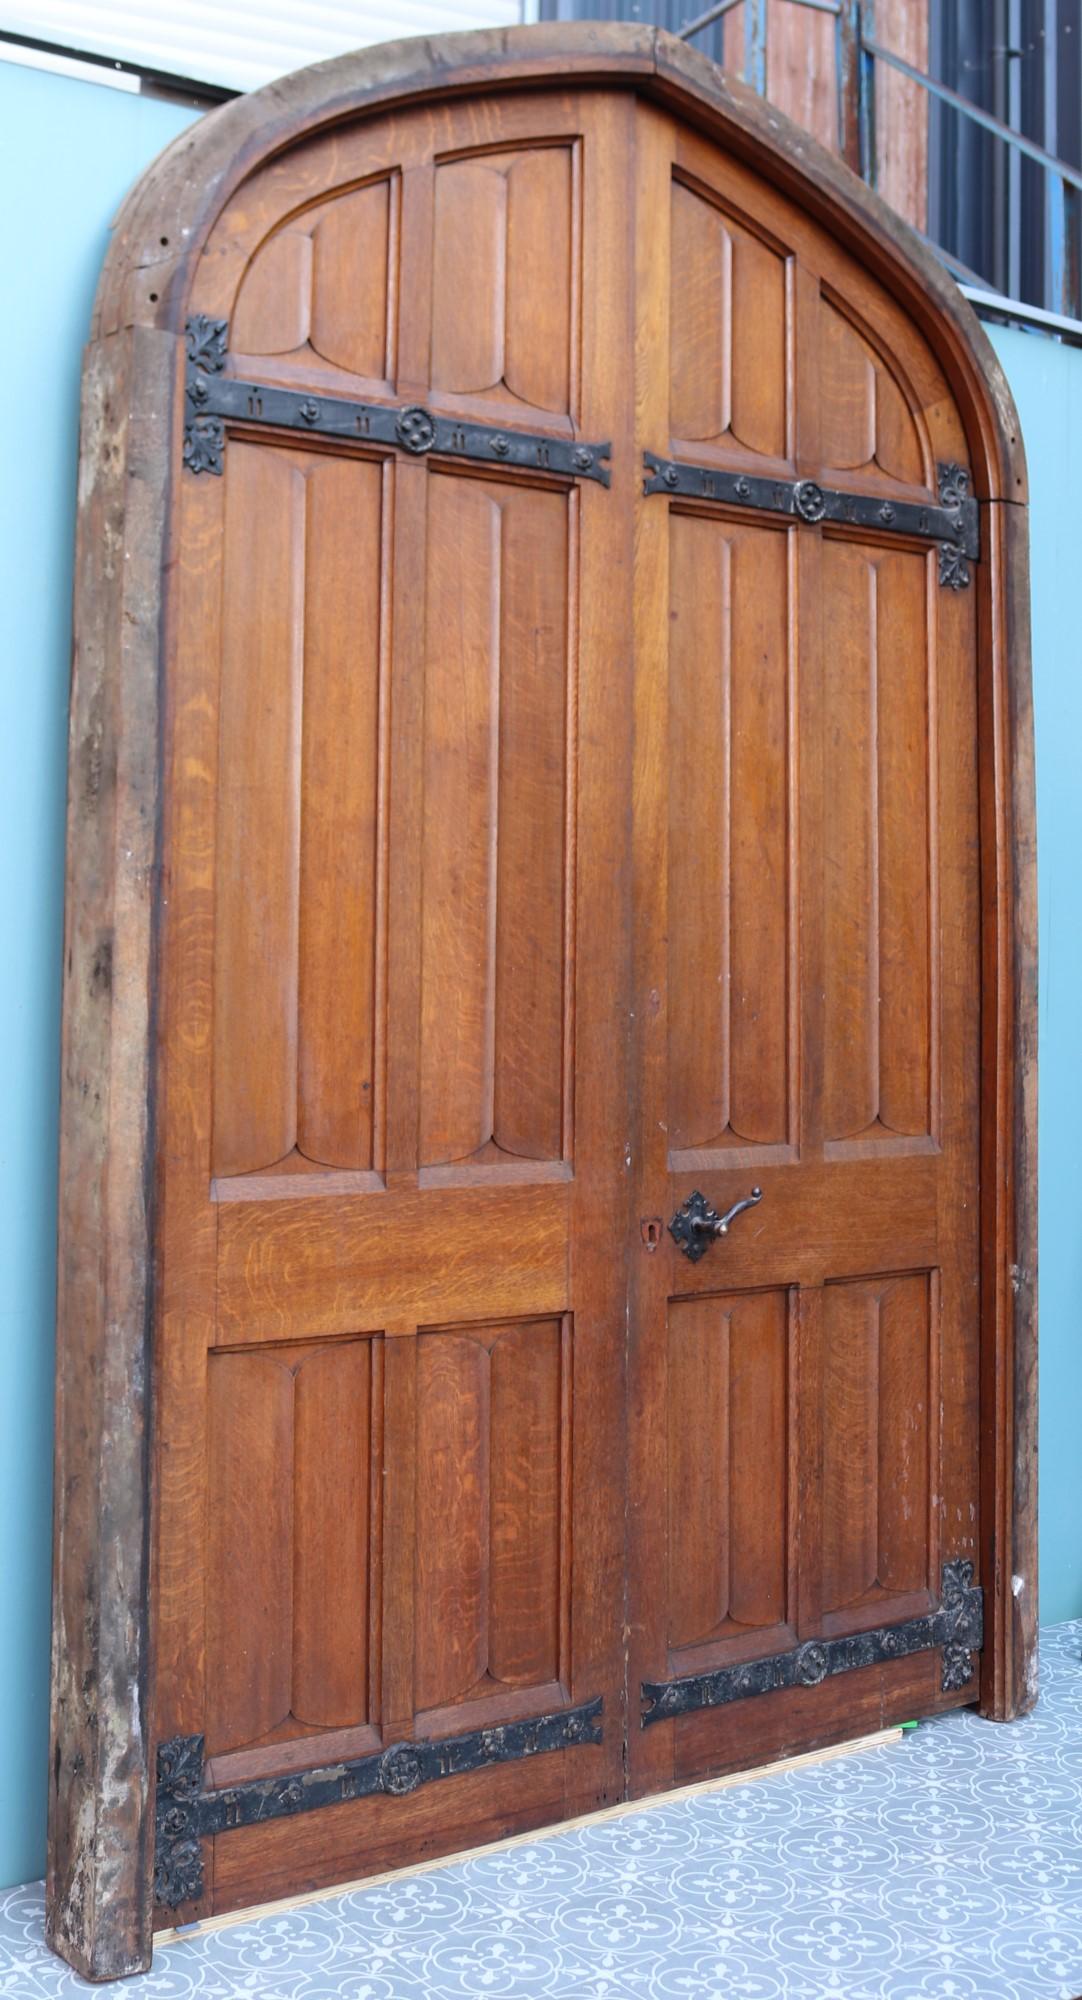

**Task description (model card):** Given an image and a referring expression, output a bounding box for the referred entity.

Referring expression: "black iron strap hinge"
[183,316,612,486]
[641,1559,983,1725]
[643,451,980,588]
[154,1694,603,1909]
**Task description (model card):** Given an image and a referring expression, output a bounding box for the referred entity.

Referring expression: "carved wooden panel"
[667,1289,791,1662]
[205,1337,377,1758]
[420,472,571,1169]
[669,178,790,459]
[212,442,386,1180]
[821,1273,934,1625]
[822,539,934,1150]
[668,512,792,1162]
[432,146,577,417]
[232,178,397,386]
[414,1318,568,1716]
[819,294,926,485]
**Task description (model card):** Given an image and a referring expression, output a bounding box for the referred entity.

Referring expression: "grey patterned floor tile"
[935,1921,1082,2000]
[0,1965,54,2000]
[0,1880,50,1968]
[372,1922,576,1996]
[862,1960,1047,2000]
[166,1969,431,2000]
[7,1619,1082,1998]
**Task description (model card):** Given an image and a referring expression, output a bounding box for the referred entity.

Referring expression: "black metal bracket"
[641,1559,983,1725]
[643,451,978,585]
[183,317,611,486]
[154,1694,603,1908]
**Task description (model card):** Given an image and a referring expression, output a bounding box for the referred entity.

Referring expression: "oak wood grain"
[52,29,1036,1974]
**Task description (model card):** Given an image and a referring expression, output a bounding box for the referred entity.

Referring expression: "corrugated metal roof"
[0,0,525,93]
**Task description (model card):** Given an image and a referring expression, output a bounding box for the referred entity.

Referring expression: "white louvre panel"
[0,0,524,92]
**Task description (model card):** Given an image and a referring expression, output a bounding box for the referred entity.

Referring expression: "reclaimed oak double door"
[155,83,981,1917]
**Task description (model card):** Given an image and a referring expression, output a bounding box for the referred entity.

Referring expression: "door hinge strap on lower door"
[154,1695,604,1909]
[183,316,612,485]
[642,453,979,586]
[640,1560,983,1726]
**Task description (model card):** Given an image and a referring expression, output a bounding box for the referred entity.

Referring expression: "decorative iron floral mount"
[154,1695,604,1910]
[642,450,979,588]
[182,316,612,485]
[641,1559,984,1724]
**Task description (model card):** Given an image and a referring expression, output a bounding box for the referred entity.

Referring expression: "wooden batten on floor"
[156,1726,904,1946]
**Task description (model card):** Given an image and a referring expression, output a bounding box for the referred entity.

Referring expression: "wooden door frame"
[48,24,1036,1981]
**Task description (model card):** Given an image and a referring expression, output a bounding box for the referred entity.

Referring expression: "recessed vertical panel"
[232,229,313,355]
[489,1321,562,1686]
[493,488,568,1162]
[729,226,788,459]
[206,1351,295,1755]
[668,1298,731,1646]
[213,444,305,1176]
[821,1280,880,1611]
[727,530,791,1145]
[432,147,575,412]
[669,182,787,457]
[876,1275,932,1596]
[297,456,384,1170]
[876,549,931,1137]
[670,181,732,441]
[819,296,924,484]
[822,1273,932,1616]
[669,515,730,1151]
[668,1291,788,1653]
[292,1342,373,1731]
[419,478,502,1164]
[822,543,879,1142]
[310,180,393,380]
[819,300,876,470]
[505,149,573,414]
[874,365,924,485]
[431,160,507,394]
[728,1289,789,1627]
[668,515,789,1153]
[823,543,932,1146]
[421,475,569,1168]
[414,1334,490,1711]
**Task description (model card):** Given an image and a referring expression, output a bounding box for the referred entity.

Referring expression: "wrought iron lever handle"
[668,1187,763,1262]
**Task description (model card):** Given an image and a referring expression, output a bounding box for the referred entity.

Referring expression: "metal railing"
[674,0,1082,322]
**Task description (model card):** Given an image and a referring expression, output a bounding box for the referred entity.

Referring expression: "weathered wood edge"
[52,23,1038,1977]
[47,325,174,1980]
[1006,492,1039,1718]
[979,493,1039,1720]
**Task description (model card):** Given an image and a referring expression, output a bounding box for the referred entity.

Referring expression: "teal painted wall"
[0,57,200,1896]
[0,55,1076,1895]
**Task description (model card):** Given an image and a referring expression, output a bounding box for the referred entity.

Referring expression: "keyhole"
[640,1217,663,1252]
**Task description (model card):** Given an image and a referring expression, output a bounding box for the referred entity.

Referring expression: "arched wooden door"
[50,27,1036,1981]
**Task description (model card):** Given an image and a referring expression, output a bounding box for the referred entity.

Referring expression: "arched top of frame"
[93,23,1025,505]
